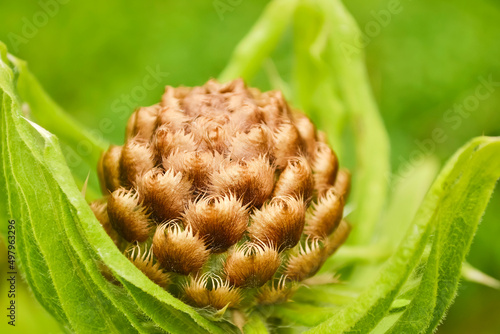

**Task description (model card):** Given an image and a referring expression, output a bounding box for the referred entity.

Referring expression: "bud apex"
[152,224,209,275]
[107,188,152,242]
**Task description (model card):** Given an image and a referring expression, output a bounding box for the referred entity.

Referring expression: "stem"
[218,0,299,82]
[319,0,391,245]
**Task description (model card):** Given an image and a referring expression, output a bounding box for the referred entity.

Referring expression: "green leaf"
[0,42,233,334]
[8,55,108,170]
[307,136,500,333]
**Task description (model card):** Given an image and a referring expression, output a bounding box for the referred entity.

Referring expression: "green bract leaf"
[308,136,500,333]
[0,42,234,334]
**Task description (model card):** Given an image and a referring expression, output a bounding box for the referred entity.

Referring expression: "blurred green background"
[0,0,499,333]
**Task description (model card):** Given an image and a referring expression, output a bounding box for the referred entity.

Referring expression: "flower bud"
[91,79,351,310]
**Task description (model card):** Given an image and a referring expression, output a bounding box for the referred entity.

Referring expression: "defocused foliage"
[0,0,498,333]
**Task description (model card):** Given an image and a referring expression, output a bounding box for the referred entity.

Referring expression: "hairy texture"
[183,195,248,252]
[153,224,209,275]
[98,145,123,192]
[183,274,242,309]
[256,276,297,305]
[138,168,192,222]
[120,141,154,186]
[273,156,314,201]
[285,239,326,281]
[304,189,344,239]
[127,244,170,288]
[248,197,306,251]
[224,243,281,287]
[107,188,152,242]
[91,79,350,310]
[312,142,339,197]
[89,199,119,244]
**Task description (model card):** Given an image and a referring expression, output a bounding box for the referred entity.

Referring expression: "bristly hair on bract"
[90,78,351,316]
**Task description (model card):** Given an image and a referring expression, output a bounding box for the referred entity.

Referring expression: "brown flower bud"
[183,195,248,252]
[248,196,306,251]
[137,168,192,222]
[183,274,241,309]
[107,188,152,242]
[312,142,339,197]
[91,79,351,310]
[304,189,344,239]
[126,244,170,288]
[98,145,122,192]
[152,224,209,275]
[224,243,281,287]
